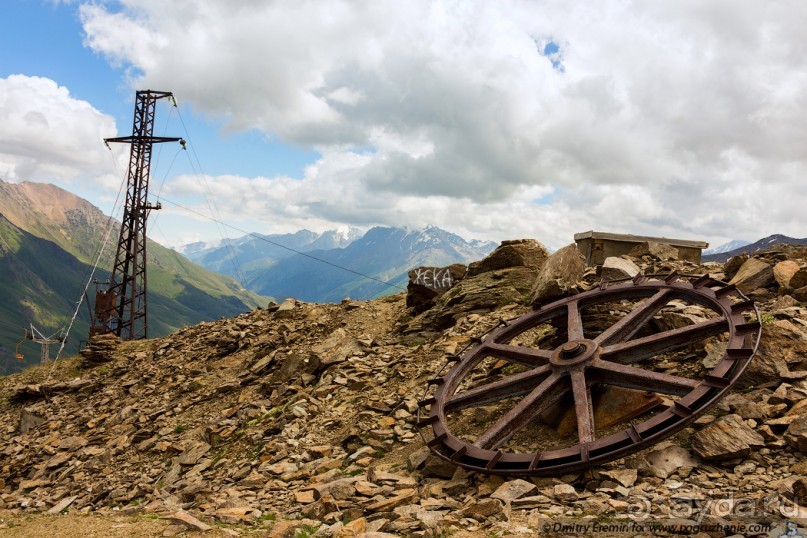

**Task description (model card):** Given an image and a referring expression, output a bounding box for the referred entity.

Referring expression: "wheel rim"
[417,273,762,475]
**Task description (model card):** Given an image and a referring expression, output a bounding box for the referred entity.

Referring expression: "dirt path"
[0,511,264,537]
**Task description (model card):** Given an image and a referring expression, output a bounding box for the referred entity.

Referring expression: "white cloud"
[76,0,807,247]
[0,75,122,188]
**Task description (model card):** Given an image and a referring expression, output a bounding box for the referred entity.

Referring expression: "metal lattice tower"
[25,325,65,366]
[90,90,182,340]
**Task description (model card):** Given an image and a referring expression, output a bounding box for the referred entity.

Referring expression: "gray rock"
[792,477,807,506]
[728,258,775,293]
[743,322,807,386]
[19,408,45,434]
[274,298,297,318]
[490,479,536,502]
[600,469,638,488]
[407,447,431,470]
[530,243,586,306]
[692,414,765,460]
[633,445,698,479]
[46,495,76,515]
[461,498,503,518]
[552,483,578,502]
[169,510,212,532]
[467,239,549,276]
[601,257,640,281]
[178,441,211,466]
[420,455,457,479]
[723,254,748,280]
[785,414,807,452]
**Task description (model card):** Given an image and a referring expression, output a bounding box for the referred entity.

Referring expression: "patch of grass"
[211,449,226,466]
[173,424,187,434]
[750,311,776,326]
[294,523,320,538]
[247,442,264,460]
[257,512,277,524]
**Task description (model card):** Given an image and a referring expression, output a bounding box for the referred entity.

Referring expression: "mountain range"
[180,227,362,281]
[0,179,267,375]
[181,226,498,303]
[702,239,752,256]
[702,234,807,262]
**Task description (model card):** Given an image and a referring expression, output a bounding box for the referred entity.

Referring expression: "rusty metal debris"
[417,272,762,475]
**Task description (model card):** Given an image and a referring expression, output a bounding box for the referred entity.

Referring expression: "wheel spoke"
[570,369,595,444]
[567,300,584,341]
[591,360,699,396]
[601,317,728,364]
[483,342,552,368]
[474,372,566,450]
[445,365,552,412]
[595,289,671,345]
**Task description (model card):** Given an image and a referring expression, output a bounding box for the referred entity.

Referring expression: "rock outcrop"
[530,243,586,306]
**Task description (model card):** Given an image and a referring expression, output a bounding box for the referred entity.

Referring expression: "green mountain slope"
[0,180,269,375]
[0,214,98,374]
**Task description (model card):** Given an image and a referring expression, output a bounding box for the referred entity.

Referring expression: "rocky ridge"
[0,240,806,537]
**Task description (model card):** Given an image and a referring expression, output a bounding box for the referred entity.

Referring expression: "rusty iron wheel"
[417,272,762,475]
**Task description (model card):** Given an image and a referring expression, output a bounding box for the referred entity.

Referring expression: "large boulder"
[723,254,748,280]
[406,264,467,313]
[467,239,549,277]
[405,267,536,333]
[79,333,121,365]
[728,257,774,293]
[774,261,807,291]
[692,414,765,460]
[405,239,549,333]
[600,257,640,281]
[785,415,807,452]
[530,244,586,306]
[741,321,807,386]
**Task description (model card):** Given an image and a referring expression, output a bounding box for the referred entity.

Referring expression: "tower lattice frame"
[91,90,181,340]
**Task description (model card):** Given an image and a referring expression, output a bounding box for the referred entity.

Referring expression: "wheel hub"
[552,339,598,367]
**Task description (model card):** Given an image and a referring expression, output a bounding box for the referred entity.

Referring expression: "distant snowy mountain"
[178,228,361,280]
[702,234,807,262]
[703,239,751,256]
[245,225,497,302]
[180,225,497,302]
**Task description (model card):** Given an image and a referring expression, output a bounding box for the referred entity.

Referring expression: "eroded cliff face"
[1,241,806,537]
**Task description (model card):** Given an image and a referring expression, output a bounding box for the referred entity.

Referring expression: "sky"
[1,0,805,251]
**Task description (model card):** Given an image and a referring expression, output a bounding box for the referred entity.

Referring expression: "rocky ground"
[0,240,806,537]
